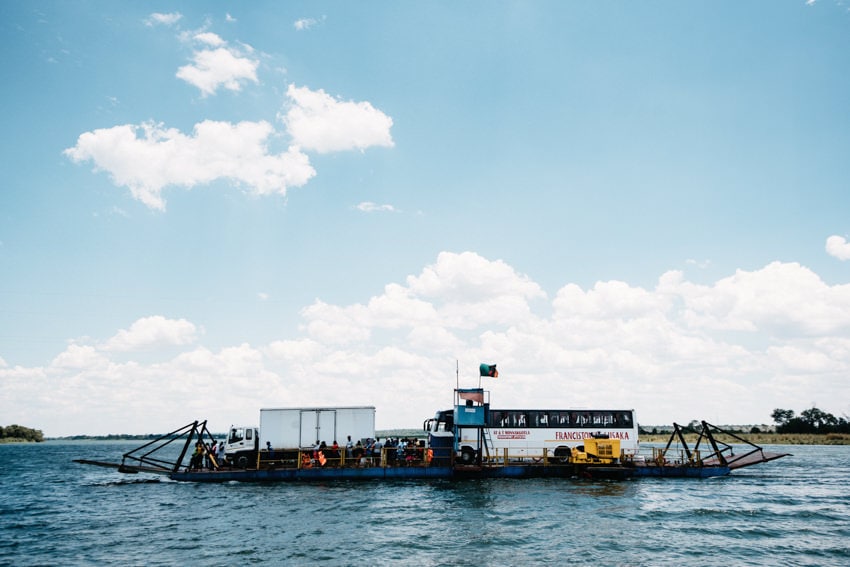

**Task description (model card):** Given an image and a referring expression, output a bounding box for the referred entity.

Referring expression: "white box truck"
[260,406,375,449]
[225,406,375,468]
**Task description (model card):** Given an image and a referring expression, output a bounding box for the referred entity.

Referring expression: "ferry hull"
[171,466,454,482]
[168,462,732,482]
[628,464,730,478]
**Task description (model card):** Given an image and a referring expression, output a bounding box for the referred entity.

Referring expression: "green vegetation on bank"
[770,407,850,435]
[0,425,44,443]
[639,406,850,445]
[639,432,850,445]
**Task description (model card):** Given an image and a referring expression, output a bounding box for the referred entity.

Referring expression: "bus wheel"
[460,447,476,465]
[554,446,571,463]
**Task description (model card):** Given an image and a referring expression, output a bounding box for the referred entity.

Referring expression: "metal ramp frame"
[662,420,790,470]
[118,420,215,474]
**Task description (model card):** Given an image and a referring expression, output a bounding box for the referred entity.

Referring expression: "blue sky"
[2,1,850,436]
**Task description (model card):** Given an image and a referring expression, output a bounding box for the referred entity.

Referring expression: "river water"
[1,441,848,566]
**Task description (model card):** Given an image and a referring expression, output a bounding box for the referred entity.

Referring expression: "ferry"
[76,384,789,482]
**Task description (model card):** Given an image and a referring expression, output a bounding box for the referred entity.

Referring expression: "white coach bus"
[426,406,639,464]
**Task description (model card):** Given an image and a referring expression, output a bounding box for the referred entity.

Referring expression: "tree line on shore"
[771,407,850,434]
[0,425,44,442]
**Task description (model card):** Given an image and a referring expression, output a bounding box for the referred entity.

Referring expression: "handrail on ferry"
[481,447,568,466]
[253,446,433,470]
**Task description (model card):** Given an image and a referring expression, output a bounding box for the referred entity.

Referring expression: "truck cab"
[224,425,259,468]
[424,409,455,466]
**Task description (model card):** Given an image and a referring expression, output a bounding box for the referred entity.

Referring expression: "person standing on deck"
[190,442,203,470]
[345,435,354,462]
[266,441,274,464]
[216,440,226,467]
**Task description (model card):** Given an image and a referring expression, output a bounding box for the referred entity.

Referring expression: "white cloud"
[100,316,199,352]
[355,202,398,213]
[64,120,316,210]
[766,344,838,374]
[407,251,545,303]
[265,338,324,362]
[7,254,850,436]
[145,12,182,27]
[50,344,111,371]
[67,82,393,210]
[193,32,226,47]
[299,253,544,346]
[663,261,850,336]
[69,29,394,210]
[826,235,850,260]
[553,280,669,320]
[301,300,372,345]
[176,43,259,96]
[685,258,711,269]
[406,325,463,352]
[282,84,395,153]
[294,18,318,31]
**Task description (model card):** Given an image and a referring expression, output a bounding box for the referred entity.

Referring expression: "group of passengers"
[296,436,428,468]
[188,440,227,471]
[187,435,432,471]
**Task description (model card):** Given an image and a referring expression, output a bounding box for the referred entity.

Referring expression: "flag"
[479,363,498,378]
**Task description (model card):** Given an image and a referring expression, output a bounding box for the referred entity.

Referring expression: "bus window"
[481,409,634,430]
[552,412,569,425]
[616,411,633,426]
[489,411,501,428]
[532,411,549,427]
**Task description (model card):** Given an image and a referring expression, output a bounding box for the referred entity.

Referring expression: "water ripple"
[1,443,849,565]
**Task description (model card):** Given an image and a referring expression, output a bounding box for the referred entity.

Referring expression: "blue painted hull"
[170,462,730,482]
[172,466,455,482]
[628,465,730,478]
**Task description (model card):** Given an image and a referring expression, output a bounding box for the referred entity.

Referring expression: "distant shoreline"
[640,432,850,445]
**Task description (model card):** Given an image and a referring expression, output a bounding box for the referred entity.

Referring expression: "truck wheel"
[237,455,248,469]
